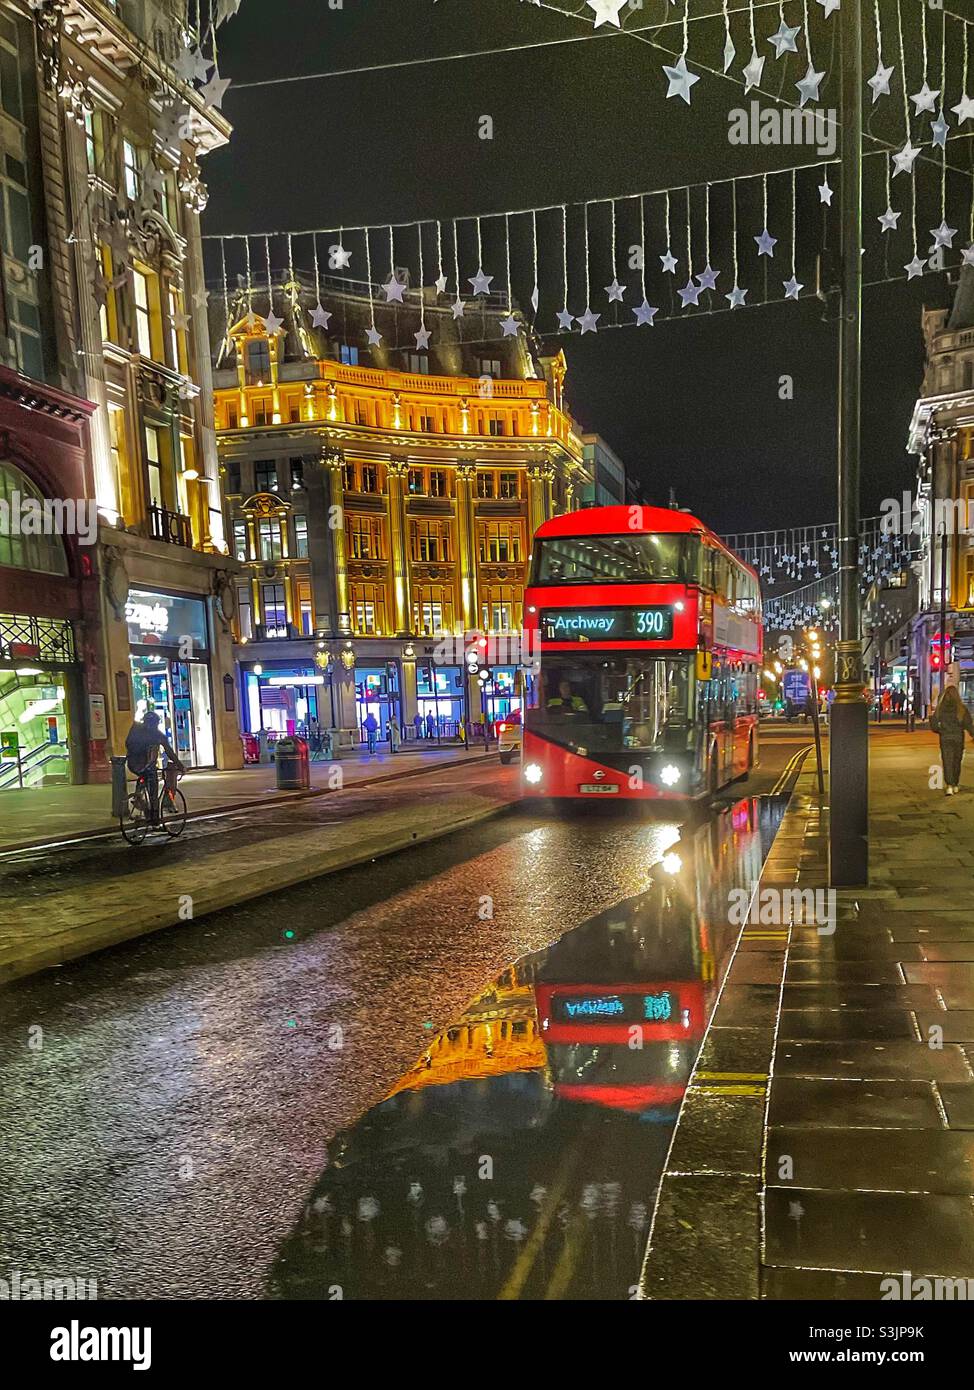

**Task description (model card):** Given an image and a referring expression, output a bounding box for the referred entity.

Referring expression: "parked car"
[497,709,522,764]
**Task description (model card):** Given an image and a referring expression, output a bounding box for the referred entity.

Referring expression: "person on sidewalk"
[363,711,379,755]
[387,714,401,753]
[930,684,974,796]
[125,711,183,824]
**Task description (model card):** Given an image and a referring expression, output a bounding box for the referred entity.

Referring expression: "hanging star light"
[434,273,448,294]
[382,272,406,302]
[962,247,974,267]
[173,45,210,86]
[904,254,925,280]
[199,69,231,109]
[768,19,800,59]
[910,82,940,115]
[586,0,627,27]
[743,49,766,92]
[796,65,825,107]
[468,267,493,295]
[696,264,720,290]
[867,61,894,103]
[878,206,901,232]
[556,307,575,330]
[952,94,974,124]
[451,298,465,319]
[366,325,382,346]
[604,278,626,302]
[499,314,519,336]
[726,285,747,308]
[414,325,431,349]
[577,307,601,333]
[892,139,921,176]
[931,112,949,148]
[332,245,352,269]
[531,285,540,312]
[816,0,840,17]
[931,220,958,249]
[311,303,331,328]
[818,177,834,206]
[632,300,658,325]
[660,249,678,274]
[264,308,283,334]
[678,279,701,308]
[783,276,803,300]
[662,56,699,105]
[755,228,778,257]
[723,31,736,74]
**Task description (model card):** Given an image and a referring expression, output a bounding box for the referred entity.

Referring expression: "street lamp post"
[829,0,869,886]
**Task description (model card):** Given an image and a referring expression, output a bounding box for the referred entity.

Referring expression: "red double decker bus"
[521,505,762,800]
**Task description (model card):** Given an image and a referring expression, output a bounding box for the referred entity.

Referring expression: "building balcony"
[148,503,193,548]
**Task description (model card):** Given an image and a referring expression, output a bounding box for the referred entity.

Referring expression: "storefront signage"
[126,590,208,652]
[540,606,674,643]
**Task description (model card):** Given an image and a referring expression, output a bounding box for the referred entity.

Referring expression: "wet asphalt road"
[0,737,804,1300]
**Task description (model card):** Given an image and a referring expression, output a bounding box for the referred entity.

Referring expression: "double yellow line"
[770,744,812,795]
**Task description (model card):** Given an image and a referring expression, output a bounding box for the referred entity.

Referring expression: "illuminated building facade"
[212,276,592,742]
[1,2,244,790]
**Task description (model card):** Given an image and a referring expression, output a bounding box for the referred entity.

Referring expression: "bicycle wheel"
[160,787,187,838]
[120,792,150,845]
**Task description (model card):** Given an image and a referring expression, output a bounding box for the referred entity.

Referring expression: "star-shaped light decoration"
[904,255,925,280]
[382,273,406,302]
[726,285,748,308]
[451,298,465,319]
[310,303,331,328]
[723,32,736,74]
[468,267,493,295]
[632,300,658,326]
[816,0,841,17]
[818,178,834,206]
[931,112,949,148]
[754,228,778,257]
[366,325,382,346]
[678,279,701,308]
[414,325,431,350]
[892,139,921,176]
[556,307,575,331]
[263,308,283,335]
[743,49,766,93]
[696,264,720,290]
[796,65,825,107]
[332,245,352,269]
[434,273,448,294]
[910,82,940,115]
[962,246,974,267]
[867,61,894,103]
[662,56,699,105]
[952,94,974,124]
[199,70,231,110]
[604,278,626,302]
[576,307,601,334]
[768,19,800,59]
[783,276,803,301]
[586,0,628,27]
[877,206,901,233]
[931,220,958,249]
[172,308,192,332]
[173,45,210,86]
[660,249,678,274]
[499,314,519,337]
[531,285,540,313]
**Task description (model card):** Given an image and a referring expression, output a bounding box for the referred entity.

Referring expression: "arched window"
[0,461,69,576]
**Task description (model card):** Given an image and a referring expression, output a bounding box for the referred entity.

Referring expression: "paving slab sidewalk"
[641,727,974,1300]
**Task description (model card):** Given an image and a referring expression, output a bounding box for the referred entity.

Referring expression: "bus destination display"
[540,605,674,643]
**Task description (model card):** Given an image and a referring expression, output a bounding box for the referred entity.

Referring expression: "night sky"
[201,0,974,533]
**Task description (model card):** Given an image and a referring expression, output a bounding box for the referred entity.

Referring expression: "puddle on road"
[270,797,785,1301]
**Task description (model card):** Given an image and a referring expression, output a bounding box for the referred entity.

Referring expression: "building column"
[387,459,412,635]
[325,448,351,632]
[305,453,335,635]
[527,460,554,537]
[182,201,226,553]
[455,463,478,631]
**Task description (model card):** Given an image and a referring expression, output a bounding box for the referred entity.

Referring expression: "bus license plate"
[579,783,619,794]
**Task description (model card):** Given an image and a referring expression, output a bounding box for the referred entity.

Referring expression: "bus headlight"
[659,763,681,786]
[524,763,543,785]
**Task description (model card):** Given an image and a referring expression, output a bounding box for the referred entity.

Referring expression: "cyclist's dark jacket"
[125,722,177,775]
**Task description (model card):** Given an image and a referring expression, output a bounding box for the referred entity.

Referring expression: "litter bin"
[275,736,310,790]
[111,755,129,819]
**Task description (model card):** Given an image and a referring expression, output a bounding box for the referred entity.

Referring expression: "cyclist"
[125,711,183,825]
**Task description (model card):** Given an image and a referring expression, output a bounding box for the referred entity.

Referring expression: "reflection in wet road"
[272,798,784,1301]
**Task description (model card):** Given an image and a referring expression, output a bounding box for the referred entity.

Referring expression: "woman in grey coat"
[930,684,974,795]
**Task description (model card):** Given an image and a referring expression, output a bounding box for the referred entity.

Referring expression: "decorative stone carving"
[103,545,129,621]
[212,569,235,632]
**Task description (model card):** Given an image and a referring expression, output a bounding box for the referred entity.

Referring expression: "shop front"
[241,662,326,736]
[415,662,465,739]
[353,662,402,742]
[0,614,83,789]
[126,588,215,768]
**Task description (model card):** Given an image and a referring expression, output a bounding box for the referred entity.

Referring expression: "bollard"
[111,756,129,819]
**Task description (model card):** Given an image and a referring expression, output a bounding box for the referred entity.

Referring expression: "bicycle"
[120,764,187,845]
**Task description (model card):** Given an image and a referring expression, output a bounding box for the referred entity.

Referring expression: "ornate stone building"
[1,1,243,788]
[211,275,591,741]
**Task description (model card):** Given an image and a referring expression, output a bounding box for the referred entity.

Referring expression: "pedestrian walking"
[388,714,401,752]
[413,713,423,741]
[363,711,379,755]
[425,711,436,740]
[930,684,974,796]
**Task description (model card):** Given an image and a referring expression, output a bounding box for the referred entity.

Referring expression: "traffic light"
[931,634,952,670]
